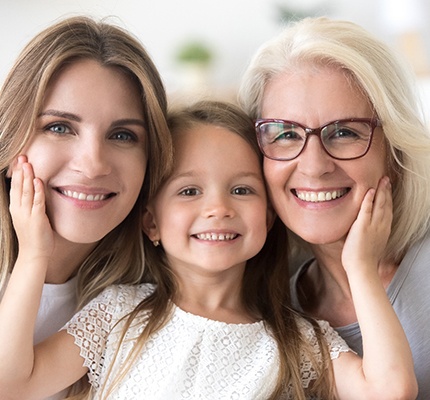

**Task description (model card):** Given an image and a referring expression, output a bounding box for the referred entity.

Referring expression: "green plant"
[176,41,213,65]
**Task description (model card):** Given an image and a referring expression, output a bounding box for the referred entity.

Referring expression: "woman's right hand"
[9,155,54,262]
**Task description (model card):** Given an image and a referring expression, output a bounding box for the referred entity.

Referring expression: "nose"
[296,135,336,177]
[71,134,112,178]
[202,193,235,219]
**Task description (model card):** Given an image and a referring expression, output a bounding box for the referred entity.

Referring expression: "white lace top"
[65,284,350,399]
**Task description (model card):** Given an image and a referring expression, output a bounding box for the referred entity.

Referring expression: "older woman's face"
[261,66,388,245]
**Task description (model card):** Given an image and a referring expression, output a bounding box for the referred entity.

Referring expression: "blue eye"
[111,131,137,142]
[46,123,70,135]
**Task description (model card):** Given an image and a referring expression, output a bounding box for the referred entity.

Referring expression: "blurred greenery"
[176,41,213,65]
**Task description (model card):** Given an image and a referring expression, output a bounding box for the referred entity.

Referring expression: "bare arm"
[0,156,87,399]
[333,176,417,400]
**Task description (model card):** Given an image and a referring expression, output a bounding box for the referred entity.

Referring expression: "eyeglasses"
[255,118,382,161]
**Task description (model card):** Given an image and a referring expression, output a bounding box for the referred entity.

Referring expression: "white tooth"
[310,192,317,202]
[332,191,337,199]
[326,192,332,200]
[317,192,325,201]
[87,194,94,201]
[78,193,86,200]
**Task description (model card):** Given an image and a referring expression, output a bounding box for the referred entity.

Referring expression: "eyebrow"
[39,110,146,128]
[170,170,263,181]
[39,110,81,121]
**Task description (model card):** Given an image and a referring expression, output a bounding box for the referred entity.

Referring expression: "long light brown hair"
[101,101,334,399]
[0,16,173,306]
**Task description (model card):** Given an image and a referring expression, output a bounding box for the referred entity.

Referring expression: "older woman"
[239,17,430,399]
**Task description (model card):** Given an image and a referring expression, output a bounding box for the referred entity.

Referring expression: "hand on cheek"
[341,176,392,273]
[9,155,54,261]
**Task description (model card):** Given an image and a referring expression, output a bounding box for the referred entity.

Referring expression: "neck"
[173,264,256,324]
[44,234,97,284]
[297,242,398,327]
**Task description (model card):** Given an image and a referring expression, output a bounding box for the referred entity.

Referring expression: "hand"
[9,155,54,261]
[342,176,393,274]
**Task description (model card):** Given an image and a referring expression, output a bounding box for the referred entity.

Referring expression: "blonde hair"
[101,101,334,399]
[0,16,172,314]
[239,17,430,262]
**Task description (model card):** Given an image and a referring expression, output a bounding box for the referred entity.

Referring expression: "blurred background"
[1,0,429,118]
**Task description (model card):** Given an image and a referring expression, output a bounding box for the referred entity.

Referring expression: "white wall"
[1,0,429,111]
[0,0,285,93]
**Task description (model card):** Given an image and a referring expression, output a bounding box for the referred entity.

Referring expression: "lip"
[54,185,117,209]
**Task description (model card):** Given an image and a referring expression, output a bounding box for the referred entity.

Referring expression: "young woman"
[0,15,172,399]
[239,16,430,399]
[0,101,416,399]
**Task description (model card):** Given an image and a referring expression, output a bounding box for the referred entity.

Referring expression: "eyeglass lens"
[257,120,374,160]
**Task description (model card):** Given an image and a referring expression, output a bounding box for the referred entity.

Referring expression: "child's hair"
[102,101,334,399]
[0,16,173,307]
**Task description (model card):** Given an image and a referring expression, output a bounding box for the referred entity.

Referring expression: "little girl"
[0,101,416,399]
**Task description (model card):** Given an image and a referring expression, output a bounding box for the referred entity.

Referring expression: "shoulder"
[296,316,351,360]
[99,283,156,304]
[91,283,156,315]
[66,283,155,329]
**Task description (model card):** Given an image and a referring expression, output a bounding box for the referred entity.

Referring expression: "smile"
[294,188,348,202]
[58,189,113,201]
[194,232,238,241]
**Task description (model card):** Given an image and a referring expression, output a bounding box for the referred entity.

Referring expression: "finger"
[371,177,392,225]
[357,187,376,223]
[32,178,46,211]
[9,160,24,209]
[21,163,36,210]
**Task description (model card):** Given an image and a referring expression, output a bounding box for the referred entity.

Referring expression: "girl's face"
[144,124,270,279]
[261,66,388,246]
[21,59,147,244]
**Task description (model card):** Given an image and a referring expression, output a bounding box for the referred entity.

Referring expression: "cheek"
[123,168,146,208]
[263,159,293,193]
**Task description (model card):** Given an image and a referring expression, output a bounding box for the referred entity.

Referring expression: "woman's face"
[21,59,147,244]
[261,66,388,245]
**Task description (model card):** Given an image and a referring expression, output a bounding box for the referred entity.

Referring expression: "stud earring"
[153,240,160,247]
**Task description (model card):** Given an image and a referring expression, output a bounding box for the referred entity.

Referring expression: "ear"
[142,206,160,242]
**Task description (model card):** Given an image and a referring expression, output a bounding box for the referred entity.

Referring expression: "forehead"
[261,65,373,125]
[171,123,260,171]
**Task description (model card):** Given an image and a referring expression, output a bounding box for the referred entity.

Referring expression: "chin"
[53,225,111,246]
[296,229,347,246]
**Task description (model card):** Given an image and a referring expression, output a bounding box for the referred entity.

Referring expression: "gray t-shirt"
[290,229,430,400]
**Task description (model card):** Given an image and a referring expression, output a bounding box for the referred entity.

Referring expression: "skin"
[143,124,270,322]
[13,59,148,283]
[261,66,388,248]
